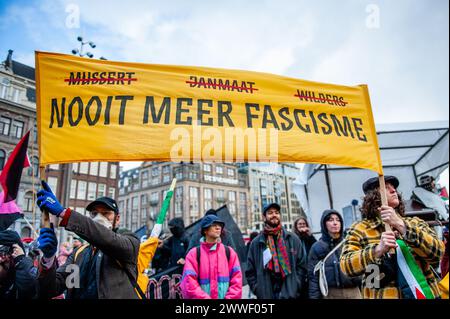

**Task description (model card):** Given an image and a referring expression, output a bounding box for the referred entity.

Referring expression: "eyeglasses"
[89,210,113,218]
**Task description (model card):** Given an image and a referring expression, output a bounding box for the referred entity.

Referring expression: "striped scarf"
[263,223,292,278]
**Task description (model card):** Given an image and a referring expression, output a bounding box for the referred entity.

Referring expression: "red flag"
[0,131,31,203]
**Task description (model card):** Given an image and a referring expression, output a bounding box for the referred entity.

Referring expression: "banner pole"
[378,175,395,254]
[39,166,50,229]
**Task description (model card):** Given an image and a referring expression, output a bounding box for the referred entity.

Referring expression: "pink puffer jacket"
[181,241,242,299]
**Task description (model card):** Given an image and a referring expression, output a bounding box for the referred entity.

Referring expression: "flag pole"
[39,166,50,228]
[150,178,177,238]
[378,175,395,254]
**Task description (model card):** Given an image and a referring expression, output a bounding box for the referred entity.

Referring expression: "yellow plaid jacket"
[340,216,444,299]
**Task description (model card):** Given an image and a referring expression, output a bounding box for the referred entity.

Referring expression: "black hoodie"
[160,218,189,268]
[307,210,361,298]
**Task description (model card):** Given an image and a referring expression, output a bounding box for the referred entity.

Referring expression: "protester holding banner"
[441,226,448,278]
[308,210,361,299]
[246,203,307,299]
[0,230,38,299]
[340,176,444,298]
[35,182,141,299]
[181,215,242,299]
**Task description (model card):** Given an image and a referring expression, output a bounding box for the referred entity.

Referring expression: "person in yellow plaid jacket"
[340,175,444,298]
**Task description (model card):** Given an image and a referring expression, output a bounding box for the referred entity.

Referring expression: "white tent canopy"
[293,121,449,234]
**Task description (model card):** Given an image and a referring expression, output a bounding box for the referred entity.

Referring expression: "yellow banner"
[36,51,383,174]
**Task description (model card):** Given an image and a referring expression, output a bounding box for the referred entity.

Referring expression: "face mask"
[92,213,113,230]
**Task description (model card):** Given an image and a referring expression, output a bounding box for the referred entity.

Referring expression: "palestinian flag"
[396,239,435,299]
[439,187,449,201]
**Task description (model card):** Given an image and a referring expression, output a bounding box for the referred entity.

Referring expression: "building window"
[204,188,212,211]
[141,194,148,206]
[97,183,106,197]
[228,191,236,216]
[99,162,108,177]
[0,149,5,170]
[163,174,170,183]
[188,168,198,180]
[174,167,183,180]
[110,164,117,179]
[108,187,115,199]
[72,163,78,173]
[151,167,160,185]
[10,120,24,138]
[49,164,59,170]
[239,192,247,226]
[215,165,223,174]
[175,187,183,217]
[132,196,139,210]
[141,208,148,220]
[47,177,58,193]
[0,78,10,99]
[189,187,199,215]
[33,125,38,143]
[141,170,149,188]
[152,167,160,176]
[162,165,170,183]
[89,162,98,176]
[77,181,87,200]
[227,168,235,177]
[150,192,159,205]
[87,182,97,200]
[216,189,225,200]
[79,162,89,174]
[12,88,20,103]
[203,164,211,172]
[70,180,77,199]
[28,156,38,177]
[0,116,11,136]
[24,191,33,212]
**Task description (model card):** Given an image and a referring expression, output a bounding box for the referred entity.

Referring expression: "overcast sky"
[0,0,448,187]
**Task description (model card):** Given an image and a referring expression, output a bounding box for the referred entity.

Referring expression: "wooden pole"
[378,175,395,254]
[39,166,50,229]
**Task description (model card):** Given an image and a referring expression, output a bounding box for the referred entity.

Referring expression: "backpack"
[196,245,231,278]
[73,244,147,299]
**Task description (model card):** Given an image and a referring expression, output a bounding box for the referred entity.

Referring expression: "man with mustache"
[246,203,307,299]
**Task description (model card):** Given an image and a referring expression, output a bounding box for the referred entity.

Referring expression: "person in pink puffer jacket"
[181,215,242,299]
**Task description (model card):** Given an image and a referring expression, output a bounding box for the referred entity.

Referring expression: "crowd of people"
[0,175,448,299]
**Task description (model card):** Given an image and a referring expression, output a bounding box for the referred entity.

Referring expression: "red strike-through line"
[186,81,258,93]
[294,93,348,105]
[64,78,138,83]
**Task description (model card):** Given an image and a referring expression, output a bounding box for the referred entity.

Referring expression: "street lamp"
[71,36,106,60]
